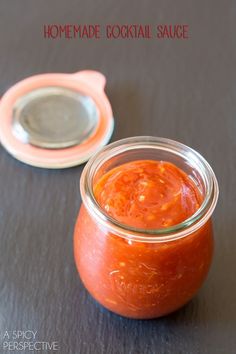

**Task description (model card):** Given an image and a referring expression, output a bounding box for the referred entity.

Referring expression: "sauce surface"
[94,160,202,229]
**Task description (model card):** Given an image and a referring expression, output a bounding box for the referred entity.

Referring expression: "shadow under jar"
[74,137,219,319]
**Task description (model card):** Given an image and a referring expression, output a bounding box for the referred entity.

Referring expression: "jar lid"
[0,70,114,168]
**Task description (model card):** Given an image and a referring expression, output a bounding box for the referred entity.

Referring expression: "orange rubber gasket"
[0,70,114,168]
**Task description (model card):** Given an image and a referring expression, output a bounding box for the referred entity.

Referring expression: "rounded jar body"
[74,137,218,319]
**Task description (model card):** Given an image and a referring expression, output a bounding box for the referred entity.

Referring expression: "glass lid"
[12,86,99,149]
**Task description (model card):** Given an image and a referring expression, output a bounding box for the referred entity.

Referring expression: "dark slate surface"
[0,0,235,353]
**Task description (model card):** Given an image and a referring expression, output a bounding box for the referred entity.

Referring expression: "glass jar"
[74,137,219,319]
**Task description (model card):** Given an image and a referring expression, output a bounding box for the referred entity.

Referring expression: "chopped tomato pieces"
[94,160,202,229]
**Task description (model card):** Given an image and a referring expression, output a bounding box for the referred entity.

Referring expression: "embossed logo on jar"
[109,262,162,299]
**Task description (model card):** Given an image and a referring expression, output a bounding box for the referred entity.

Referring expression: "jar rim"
[80,136,219,243]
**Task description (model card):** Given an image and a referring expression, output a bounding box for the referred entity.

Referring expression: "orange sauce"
[74,160,213,318]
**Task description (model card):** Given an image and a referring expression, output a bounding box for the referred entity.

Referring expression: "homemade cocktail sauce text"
[74,160,213,318]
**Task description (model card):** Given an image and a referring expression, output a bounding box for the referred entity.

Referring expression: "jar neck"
[80,136,219,243]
